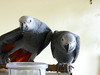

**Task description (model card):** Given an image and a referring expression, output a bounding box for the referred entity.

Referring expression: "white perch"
[6,62,48,75]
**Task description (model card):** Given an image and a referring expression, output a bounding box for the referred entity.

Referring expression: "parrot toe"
[28,59,34,62]
[57,63,63,73]
[57,63,73,74]
[0,53,10,64]
[69,65,74,72]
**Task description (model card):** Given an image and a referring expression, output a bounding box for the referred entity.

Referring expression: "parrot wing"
[0,27,23,53]
[0,28,31,64]
[51,31,59,58]
[72,35,80,63]
[37,29,53,55]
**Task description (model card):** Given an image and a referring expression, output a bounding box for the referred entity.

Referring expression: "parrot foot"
[57,63,74,74]
[28,53,36,62]
[28,59,34,62]
[0,53,10,64]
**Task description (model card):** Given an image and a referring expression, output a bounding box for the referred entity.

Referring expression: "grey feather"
[51,31,80,65]
[72,35,80,63]
[0,28,23,44]
[0,28,23,53]
[0,16,52,64]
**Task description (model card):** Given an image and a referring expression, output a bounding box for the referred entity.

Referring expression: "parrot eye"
[61,39,64,41]
[30,20,31,22]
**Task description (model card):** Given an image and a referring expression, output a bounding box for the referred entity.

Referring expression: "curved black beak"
[20,23,24,33]
[64,44,69,52]
[20,23,28,33]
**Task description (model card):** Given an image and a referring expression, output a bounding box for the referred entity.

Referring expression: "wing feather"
[0,27,23,53]
[37,29,53,55]
[72,35,80,63]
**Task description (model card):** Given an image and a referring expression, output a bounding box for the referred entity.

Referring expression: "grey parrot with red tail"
[51,31,80,73]
[0,16,52,64]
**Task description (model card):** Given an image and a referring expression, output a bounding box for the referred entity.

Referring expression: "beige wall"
[0,0,100,75]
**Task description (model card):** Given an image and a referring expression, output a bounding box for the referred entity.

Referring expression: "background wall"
[0,0,100,75]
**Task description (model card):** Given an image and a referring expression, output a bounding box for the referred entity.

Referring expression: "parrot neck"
[32,25,47,33]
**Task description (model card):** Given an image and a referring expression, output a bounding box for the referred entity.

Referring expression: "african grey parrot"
[0,16,52,64]
[51,31,80,73]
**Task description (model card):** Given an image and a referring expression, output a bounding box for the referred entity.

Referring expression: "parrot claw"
[57,63,73,74]
[57,63,62,73]
[28,59,34,62]
[0,53,10,64]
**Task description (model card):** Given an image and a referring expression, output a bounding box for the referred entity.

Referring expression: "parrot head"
[61,33,76,53]
[19,16,36,33]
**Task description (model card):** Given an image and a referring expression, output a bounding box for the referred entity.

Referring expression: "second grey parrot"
[51,31,80,73]
[0,16,52,64]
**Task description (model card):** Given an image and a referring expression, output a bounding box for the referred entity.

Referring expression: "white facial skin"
[61,33,76,52]
[61,34,76,45]
[19,16,36,32]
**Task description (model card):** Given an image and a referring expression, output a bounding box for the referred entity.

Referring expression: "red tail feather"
[2,43,31,62]
[10,49,31,62]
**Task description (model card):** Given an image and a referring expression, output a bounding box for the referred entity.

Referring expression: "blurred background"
[0,0,100,75]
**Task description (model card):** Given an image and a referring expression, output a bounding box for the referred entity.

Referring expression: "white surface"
[6,62,48,69]
[6,62,48,75]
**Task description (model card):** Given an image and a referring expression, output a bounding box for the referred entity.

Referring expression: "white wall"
[0,0,100,75]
